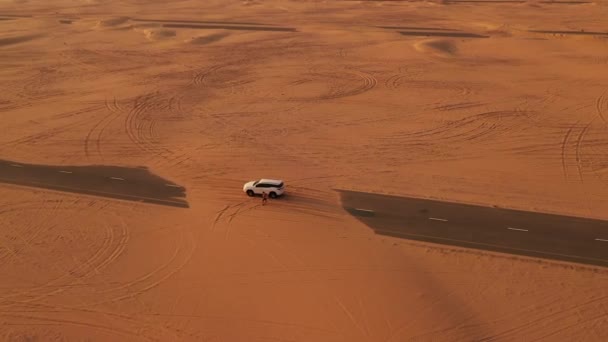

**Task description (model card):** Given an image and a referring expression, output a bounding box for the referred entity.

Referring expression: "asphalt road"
[0,159,188,208]
[339,190,608,267]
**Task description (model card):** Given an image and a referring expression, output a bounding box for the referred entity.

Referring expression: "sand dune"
[187,32,229,45]
[95,16,129,28]
[0,33,40,46]
[1,0,608,341]
[142,28,176,41]
[414,39,458,56]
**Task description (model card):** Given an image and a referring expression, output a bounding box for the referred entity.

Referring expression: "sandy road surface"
[1,0,608,341]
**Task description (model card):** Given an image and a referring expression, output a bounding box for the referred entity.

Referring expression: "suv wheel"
[246,190,254,197]
[269,192,277,199]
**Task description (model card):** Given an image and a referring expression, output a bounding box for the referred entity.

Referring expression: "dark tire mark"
[290,69,377,101]
[397,110,529,144]
[434,102,486,111]
[560,122,579,181]
[1,105,104,152]
[384,66,424,90]
[123,91,195,168]
[191,61,253,91]
[596,91,607,125]
[212,205,230,230]
[0,200,125,304]
[84,97,124,160]
[326,70,377,100]
[574,123,591,182]
[125,92,167,156]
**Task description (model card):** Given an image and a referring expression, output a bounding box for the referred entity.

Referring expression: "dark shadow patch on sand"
[416,39,458,55]
[377,26,458,31]
[59,19,73,24]
[162,23,296,32]
[0,159,189,208]
[0,34,42,47]
[0,18,15,21]
[188,32,230,45]
[400,31,488,38]
[0,14,32,18]
[97,17,130,27]
[338,189,608,268]
[529,29,608,36]
[133,18,273,26]
[345,207,376,217]
[132,22,161,28]
[143,29,176,40]
[445,0,525,2]
[539,0,592,3]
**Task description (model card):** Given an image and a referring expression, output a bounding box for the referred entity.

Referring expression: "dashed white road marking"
[59,170,72,174]
[355,208,374,213]
[596,238,608,242]
[110,177,125,181]
[0,179,187,207]
[10,164,23,168]
[429,217,448,222]
[508,227,528,232]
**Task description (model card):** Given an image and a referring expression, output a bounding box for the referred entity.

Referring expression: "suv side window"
[256,183,267,188]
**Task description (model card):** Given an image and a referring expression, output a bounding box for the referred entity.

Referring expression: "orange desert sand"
[1,0,608,341]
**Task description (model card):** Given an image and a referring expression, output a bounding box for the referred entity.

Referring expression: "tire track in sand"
[1,202,127,303]
[574,123,591,183]
[1,298,196,340]
[596,91,607,125]
[0,105,104,152]
[289,67,377,101]
[124,91,191,167]
[560,120,593,183]
[84,96,125,160]
[191,64,224,86]
[218,190,366,338]
[0,312,155,342]
[209,198,272,240]
[560,121,580,182]
[0,198,78,270]
[0,200,54,267]
[125,92,162,155]
[3,217,197,324]
[326,69,377,100]
[481,294,608,341]
[83,223,198,307]
[384,66,425,90]
[190,60,253,90]
[14,67,65,104]
[396,110,530,144]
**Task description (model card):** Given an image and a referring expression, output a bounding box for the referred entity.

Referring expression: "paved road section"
[339,190,608,267]
[0,159,188,208]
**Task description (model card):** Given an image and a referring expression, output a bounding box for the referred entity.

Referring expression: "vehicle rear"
[274,181,285,196]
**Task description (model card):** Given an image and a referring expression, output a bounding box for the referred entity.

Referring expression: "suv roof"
[258,179,283,185]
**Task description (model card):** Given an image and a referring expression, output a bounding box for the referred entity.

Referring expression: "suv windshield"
[253,180,260,186]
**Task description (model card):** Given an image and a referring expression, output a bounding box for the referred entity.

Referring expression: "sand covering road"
[1,0,608,340]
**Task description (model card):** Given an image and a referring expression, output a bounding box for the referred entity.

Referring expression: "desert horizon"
[1,0,608,341]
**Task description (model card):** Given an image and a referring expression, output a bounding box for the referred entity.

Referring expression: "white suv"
[243,179,285,198]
